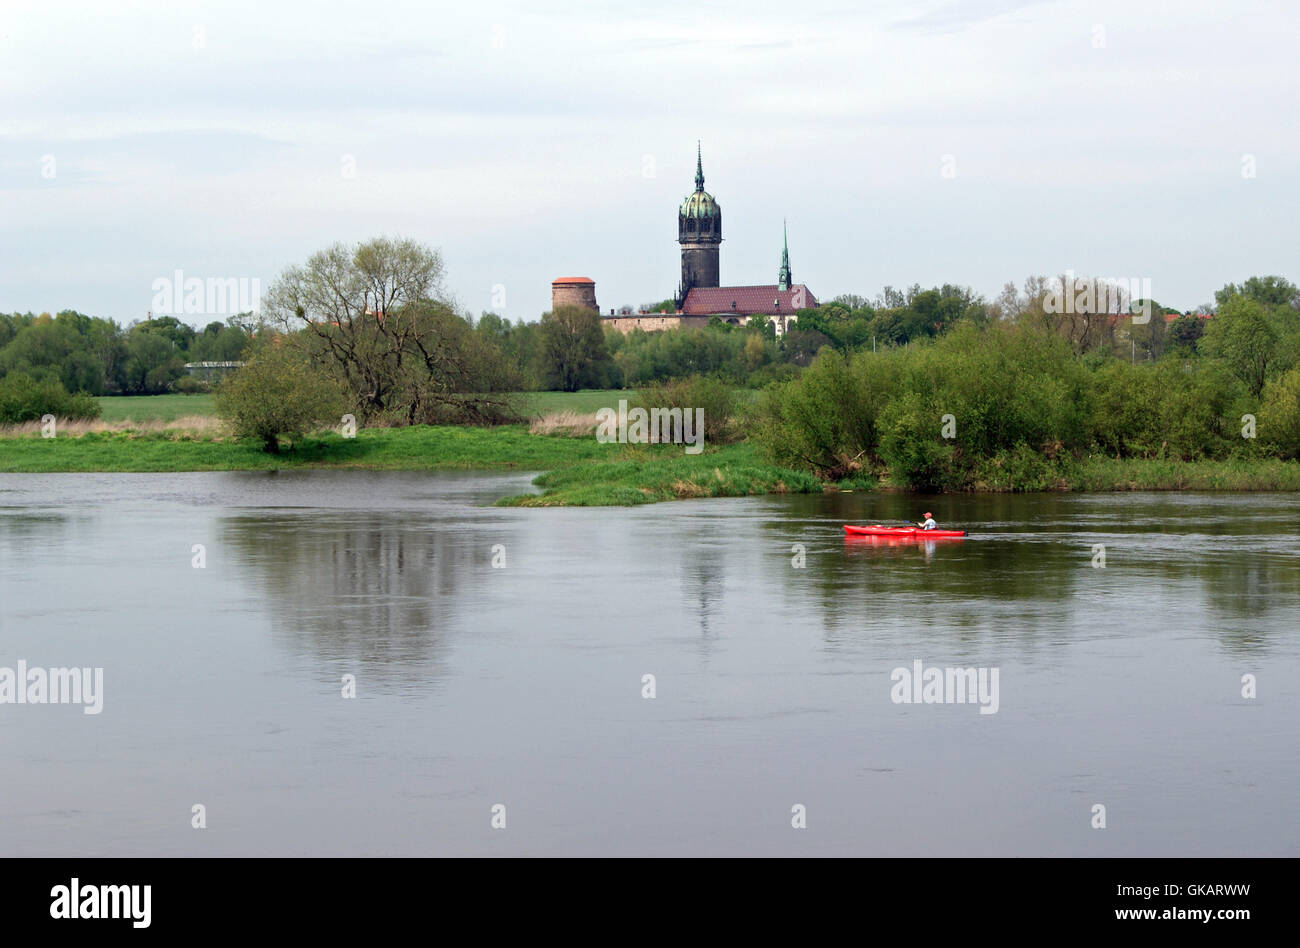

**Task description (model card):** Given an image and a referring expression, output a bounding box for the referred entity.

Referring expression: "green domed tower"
[677,142,721,305]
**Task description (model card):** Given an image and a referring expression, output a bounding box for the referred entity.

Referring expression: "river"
[1,471,1297,855]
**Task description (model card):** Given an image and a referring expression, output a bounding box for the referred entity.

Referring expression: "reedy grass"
[1067,455,1300,491]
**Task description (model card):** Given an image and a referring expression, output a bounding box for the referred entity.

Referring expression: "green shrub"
[876,390,964,489]
[0,372,101,424]
[749,349,881,477]
[173,375,209,395]
[1155,360,1242,459]
[216,345,346,452]
[636,375,738,445]
[1259,365,1300,459]
[973,444,1068,491]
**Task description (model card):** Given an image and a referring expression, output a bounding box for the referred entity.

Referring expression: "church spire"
[695,141,704,192]
[777,219,792,291]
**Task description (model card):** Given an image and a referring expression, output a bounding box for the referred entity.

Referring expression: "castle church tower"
[677,142,721,306]
[777,219,792,291]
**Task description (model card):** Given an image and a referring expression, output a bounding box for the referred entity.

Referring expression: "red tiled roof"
[682,284,818,316]
[1069,311,1218,329]
[552,276,594,284]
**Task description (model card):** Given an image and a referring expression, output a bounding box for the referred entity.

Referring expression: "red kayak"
[844,524,967,538]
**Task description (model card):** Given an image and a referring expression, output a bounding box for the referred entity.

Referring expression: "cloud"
[887,0,1058,34]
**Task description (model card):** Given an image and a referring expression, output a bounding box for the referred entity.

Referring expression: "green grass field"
[517,390,632,416]
[0,425,605,473]
[92,390,628,423]
[96,393,216,422]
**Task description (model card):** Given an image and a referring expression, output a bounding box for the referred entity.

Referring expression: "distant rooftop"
[682,284,818,316]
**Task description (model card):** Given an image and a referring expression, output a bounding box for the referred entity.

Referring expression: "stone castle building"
[603,144,816,334]
[548,145,818,333]
[551,276,598,312]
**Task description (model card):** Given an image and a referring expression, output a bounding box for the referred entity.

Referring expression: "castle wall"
[604,313,799,335]
[604,315,713,334]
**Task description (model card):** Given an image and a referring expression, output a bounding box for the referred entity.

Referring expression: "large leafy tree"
[1201,297,1278,397]
[1215,275,1300,311]
[122,328,185,393]
[537,305,610,392]
[1167,315,1207,351]
[264,237,515,423]
[190,317,252,362]
[136,315,196,352]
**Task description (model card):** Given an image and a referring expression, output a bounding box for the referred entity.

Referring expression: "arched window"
[687,219,696,233]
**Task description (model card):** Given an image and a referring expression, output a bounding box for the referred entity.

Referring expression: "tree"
[1201,297,1278,397]
[136,315,196,352]
[1167,315,1206,351]
[876,286,906,309]
[1215,276,1300,312]
[264,237,514,422]
[123,328,184,393]
[216,343,345,452]
[537,305,610,392]
[1129,300,1170,361]
[189,323,251,362]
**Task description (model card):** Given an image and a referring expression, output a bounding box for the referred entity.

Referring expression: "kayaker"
[918,512,937,531]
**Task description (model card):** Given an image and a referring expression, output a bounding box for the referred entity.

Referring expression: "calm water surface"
[1,471,1297,856]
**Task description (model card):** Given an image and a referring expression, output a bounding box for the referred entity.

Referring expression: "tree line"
[0,310,253,396]
[7,235,1299,473]
[751,275,1300,488]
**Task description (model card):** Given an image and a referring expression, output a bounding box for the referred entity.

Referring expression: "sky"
[1,0,1298,326]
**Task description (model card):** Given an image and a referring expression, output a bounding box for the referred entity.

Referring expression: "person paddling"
[917,512,937,531]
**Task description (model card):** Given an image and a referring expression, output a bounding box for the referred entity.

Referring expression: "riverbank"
[0,425,602,473]
[1,424,1297,501]
[0,425,825,504]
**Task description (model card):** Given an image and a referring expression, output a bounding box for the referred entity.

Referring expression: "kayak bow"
[843,524,967,538]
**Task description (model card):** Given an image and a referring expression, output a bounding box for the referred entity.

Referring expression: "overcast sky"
[2,0,1297,325]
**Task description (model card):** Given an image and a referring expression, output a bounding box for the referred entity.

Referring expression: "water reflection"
[217,512,493,681]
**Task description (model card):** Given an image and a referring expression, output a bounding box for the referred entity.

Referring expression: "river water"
[1,471,1297,856]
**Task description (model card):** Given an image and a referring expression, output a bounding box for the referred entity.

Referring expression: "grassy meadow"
[96,392,217,422]
[90,390,631,424]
